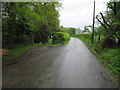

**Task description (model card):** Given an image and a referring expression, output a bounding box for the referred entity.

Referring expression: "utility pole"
[92,1,95,44]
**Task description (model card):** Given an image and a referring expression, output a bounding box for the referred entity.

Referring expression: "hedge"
[53,32,70,44]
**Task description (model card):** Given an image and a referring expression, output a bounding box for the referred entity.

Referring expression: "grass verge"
[2,44,40,61]
[3,38,70,62]
[72,34,120,82]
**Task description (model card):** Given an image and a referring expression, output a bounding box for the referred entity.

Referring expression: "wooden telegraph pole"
[92,1,95,44]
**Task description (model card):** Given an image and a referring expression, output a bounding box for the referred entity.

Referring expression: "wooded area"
[2,2,61,48]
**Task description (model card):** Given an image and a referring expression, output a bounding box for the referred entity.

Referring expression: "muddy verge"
[3,46,51,67]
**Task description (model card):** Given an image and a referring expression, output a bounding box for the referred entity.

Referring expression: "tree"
[96,2,120,48]
[94,26,105,41]
[68,27,76,35]
[59,26,68,33]
[2,2,61,48]
[33,2,61,43]
[83,26,91,34]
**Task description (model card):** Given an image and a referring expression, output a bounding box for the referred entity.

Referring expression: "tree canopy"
[95,2,120,48]
[2,2,61,48]
[59,26,76,35]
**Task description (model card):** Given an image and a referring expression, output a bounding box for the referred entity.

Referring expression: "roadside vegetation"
[52,32,70,46]
[2,34,70,64]
[2,2,76,63]
[2,44,40,61]
[2,2,67,63]
[2,2,61,49]
[2,38,51,63]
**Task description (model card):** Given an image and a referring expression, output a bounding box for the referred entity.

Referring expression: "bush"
[53,32,70,44]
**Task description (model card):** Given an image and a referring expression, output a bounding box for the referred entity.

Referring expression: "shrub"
[53,32,70,44]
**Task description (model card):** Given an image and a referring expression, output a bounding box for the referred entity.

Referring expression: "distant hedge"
[53,32,70,44]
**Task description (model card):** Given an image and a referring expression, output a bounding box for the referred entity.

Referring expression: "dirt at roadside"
[0,49,9,55]
[2,46,51,67]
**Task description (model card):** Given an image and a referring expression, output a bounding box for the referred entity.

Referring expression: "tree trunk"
[31,32,34,45]
[103,38,112,48]
[98,35,100,41]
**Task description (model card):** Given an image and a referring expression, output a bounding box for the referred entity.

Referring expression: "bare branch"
[100,12,110,27]
[96,15,107,29]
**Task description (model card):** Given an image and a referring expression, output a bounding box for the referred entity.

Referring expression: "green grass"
[39,39,52,47]
[3,44,40,61]
[3,38,70,62]
[3,38,53,61]
[98,49,120,79]
[72,34,120,82]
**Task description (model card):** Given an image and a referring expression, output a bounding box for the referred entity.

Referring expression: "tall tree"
[2,2,61,48]
[96,2,120,48]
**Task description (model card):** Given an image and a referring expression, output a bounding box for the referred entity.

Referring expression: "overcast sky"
[59,0,110,30]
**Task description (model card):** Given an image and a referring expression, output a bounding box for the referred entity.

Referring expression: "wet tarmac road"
[3,38,118,88]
